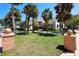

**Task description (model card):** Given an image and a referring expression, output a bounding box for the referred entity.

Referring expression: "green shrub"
[34,20,39,30]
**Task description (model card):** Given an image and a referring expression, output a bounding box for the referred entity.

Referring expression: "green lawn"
[2,32,64,56]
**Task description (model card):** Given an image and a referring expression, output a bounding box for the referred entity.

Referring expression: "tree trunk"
[32,17,34,33]
[23,21,27,34]
[60,21,64,35]
[12,4,16,33]
[27,18,30,34]
[46,21,48,33]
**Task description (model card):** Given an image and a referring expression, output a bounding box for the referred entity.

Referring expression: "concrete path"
[60,53,75,56]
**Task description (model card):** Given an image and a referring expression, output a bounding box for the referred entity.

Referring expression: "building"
[52,18,66,30]
[52,18,60,30]
[38,19,44,28]
[37,18,60,30]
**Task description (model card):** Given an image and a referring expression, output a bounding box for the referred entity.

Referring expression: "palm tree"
[42,8,52,32]
[22,3,38,33]
[54,3,73,35]
[29,4,38,33]
[4,14,13,28]
[22,4,30,34]
[4,7,21,30]
[10,3,21,33]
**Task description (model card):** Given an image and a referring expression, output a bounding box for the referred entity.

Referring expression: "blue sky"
[0,3,79,21]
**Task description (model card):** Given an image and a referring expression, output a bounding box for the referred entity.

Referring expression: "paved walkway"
[60,53,75,56]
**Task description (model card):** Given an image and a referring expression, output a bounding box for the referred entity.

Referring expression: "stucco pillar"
[2,32,15,51]
[75,30,79,56]
[0,35,2,55]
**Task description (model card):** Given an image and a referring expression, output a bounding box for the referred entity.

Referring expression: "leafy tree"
[54,3,73,35]
[65,15,79,31]
[42,20,52,30]
[42,8,52,32]
[34,20,39,30]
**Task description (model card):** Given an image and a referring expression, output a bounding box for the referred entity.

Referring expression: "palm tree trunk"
[23,21,27,34]
[32,17,34,33]
[46,21,48,33]
[12,4,16,33]
[60,21,64,35]
[27,18,30,34]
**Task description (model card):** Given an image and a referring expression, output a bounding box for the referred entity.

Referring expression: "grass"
[2,31,64,56]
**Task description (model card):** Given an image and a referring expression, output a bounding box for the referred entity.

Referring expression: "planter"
[64,33,76,52]
[2,32,15,51]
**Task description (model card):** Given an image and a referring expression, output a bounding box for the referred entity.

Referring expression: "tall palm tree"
[22,3,38,33]
[29,4,38,33]
[42,8,52,32]
[54,3,73,35]
[22,4,30,34]
[4,7,21,30]
[10,3,21,32]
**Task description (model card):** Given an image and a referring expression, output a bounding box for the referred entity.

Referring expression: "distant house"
[38,19,44,29]
[37,18,59,29]
[22,18,65,30]
[15,22,20,28]
[52,18,66,30]
[38,21,43,28]
[52,18,60,30]
[38,21,42,26]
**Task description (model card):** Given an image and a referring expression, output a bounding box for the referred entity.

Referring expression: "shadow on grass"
[16,32,27,35]
[56,45,72,53]
[16,31,39,35]
[38,33,57,37]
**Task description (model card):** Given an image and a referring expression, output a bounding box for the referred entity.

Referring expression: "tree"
[22,3,38,33]
[30,4,38,33]
[42,8,52,32]
[10,3,22,33]
[54,3,73,35]
[65,15,79,31]
[34,20,39,30]
[4,7,21,30]
[0,19,5,26]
